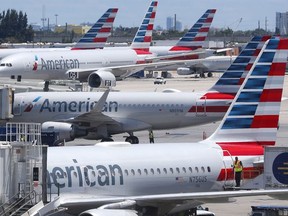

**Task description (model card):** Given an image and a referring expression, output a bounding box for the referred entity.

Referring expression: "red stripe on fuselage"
[217,167,263,181]
[188,106,229,113]
[200,92,235,100]
[169,46,197,51]
[218,143,267,156]
[134,49,152,54]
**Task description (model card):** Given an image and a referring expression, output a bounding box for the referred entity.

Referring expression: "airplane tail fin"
[206,38,288,146]
[72,8,118,50]
[130,1,158,52]
[169,9,216,51]
[207,36,272,96]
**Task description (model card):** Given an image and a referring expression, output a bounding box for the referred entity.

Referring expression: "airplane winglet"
[93,89,110,112]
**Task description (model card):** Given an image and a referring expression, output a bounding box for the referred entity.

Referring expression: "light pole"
[55,14,58,26]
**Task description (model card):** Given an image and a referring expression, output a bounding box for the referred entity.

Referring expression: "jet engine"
[79,209,138,216]
[88,70,116,88]
[41,122,87,145]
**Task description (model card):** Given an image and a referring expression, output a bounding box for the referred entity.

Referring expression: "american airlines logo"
[25,97,118,113]
[40,57,80,70]
[24,96,42,112]
[47,160,124,189]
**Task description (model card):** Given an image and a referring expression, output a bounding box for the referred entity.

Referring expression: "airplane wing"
[63,89,117,127]
[65,59,198,81]
[43,189,288,215]
[144,49,207,62]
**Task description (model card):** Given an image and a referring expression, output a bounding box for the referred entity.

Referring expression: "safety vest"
[234,160,243,172]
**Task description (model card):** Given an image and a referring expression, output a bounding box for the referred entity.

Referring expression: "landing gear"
[125,136,139,144]
[207,72,213,77]
[43,81,50,92]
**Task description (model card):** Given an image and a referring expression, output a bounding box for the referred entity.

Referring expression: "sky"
[1,0,287,31]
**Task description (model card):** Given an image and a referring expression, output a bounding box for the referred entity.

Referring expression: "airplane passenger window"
[74,172,78,178]
[195,167,199,173]
[150,168,154,175]
[189,167,193,173]
[182,167,186,173]
[176,167,180,174]
[92,171,96,177]
[157,168,161,174]
[207,166,211,172]
[137,169,141,175]
[0,63,5,66]
[144,169,148,175]
[131,169,135,176]
[124,169,129,176]
[201,167,205,173]
[163,168,167,174]
[170,168,174,174]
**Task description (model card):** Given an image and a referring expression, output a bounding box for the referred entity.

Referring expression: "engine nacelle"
[88,70,116,88]
[177,67,193,75]
[41,122,87,145]
[80,209,138,216]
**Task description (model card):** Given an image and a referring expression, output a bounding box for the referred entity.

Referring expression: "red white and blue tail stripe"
[207,38,288,146]
[130,1,157,52]
[72,8,118,50]
[170,9,216,51]
[195,36,272,116]
[209,36,272,95]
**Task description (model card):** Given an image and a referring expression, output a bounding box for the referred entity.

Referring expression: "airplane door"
[196,97,206,116]
[222,150,234,188]
[13,97,23,116]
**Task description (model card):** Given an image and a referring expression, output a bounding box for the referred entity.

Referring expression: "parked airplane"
[0,1,175,91]
[36,37,288,216]
[9,36,271,144]
[149,9,217,59]
[0,8,118,60]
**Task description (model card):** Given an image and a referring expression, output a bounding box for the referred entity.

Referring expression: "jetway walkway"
[0,122,48,216]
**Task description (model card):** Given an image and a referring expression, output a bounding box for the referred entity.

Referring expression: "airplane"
[0,8,118,60]
[35,37,288,216]
[0,1,175,91]
[8,36,271,144]
[149,9,217,59]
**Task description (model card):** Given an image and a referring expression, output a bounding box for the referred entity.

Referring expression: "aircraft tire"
[125,136,139,144]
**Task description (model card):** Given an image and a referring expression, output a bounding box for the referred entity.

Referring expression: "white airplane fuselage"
[46,142,262,199]
[0,49,152,80]
[12,91,229,138]
[47,143,225,195]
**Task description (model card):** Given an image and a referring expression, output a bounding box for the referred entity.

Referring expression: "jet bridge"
[0,86,14,121]
[0,122,48,216]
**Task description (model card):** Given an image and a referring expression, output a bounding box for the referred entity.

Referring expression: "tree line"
[0,9,34,43]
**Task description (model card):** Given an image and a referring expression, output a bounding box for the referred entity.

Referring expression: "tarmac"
[1,73,288,215]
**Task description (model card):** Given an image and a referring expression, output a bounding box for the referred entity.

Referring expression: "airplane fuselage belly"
[46,143,225,196]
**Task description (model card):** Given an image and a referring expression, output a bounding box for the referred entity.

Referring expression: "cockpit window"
[0,63,12,67]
